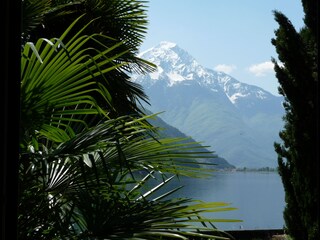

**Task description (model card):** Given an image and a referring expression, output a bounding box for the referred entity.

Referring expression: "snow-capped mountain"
[133,41,285,168]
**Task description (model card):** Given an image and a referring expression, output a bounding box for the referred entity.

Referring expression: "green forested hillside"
[144,109,235,170]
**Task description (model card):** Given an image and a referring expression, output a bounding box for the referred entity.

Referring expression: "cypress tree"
[272,1,318,239]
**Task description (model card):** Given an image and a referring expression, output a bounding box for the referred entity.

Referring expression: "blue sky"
[139,0,305,95]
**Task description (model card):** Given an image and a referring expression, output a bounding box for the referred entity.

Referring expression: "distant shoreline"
[236,167,278,172]
[215,167,279,173]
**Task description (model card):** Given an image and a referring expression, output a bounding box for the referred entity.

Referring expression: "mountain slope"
[134,41,284,168]
[145,110,235,170]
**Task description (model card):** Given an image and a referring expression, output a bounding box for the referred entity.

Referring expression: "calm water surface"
[168,171,285,230]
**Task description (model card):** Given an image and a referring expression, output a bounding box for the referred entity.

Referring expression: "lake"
[165,171,286,230]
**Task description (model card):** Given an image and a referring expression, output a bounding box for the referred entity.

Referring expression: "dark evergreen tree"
[272,1,318,239]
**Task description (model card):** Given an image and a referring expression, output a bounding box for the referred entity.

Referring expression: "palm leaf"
[21,16,136,143]
[22,0,52,42]
[19,112,239,239]
[50,114,215,178]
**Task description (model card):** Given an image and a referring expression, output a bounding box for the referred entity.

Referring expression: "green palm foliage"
[19,2,239,240]
[22,0,155,118]
[22,0,149,49]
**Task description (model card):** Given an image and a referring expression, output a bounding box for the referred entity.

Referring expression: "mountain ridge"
[134,41,284,168]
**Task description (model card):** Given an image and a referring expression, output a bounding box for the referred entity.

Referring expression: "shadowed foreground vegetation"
[18,0,241,239]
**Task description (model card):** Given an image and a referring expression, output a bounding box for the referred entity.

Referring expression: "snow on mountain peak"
[134,41,276,104]
[136,41,204,85]
[159,41,177,49]
[139,41,197,67]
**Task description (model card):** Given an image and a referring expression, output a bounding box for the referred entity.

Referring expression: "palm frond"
[65,172,238,240]
[21,16,136,143]
[22,0,52,42]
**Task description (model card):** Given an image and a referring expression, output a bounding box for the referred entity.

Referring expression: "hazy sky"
[139,0,305,95]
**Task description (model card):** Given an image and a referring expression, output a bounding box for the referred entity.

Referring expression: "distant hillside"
[144,110,235,170]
